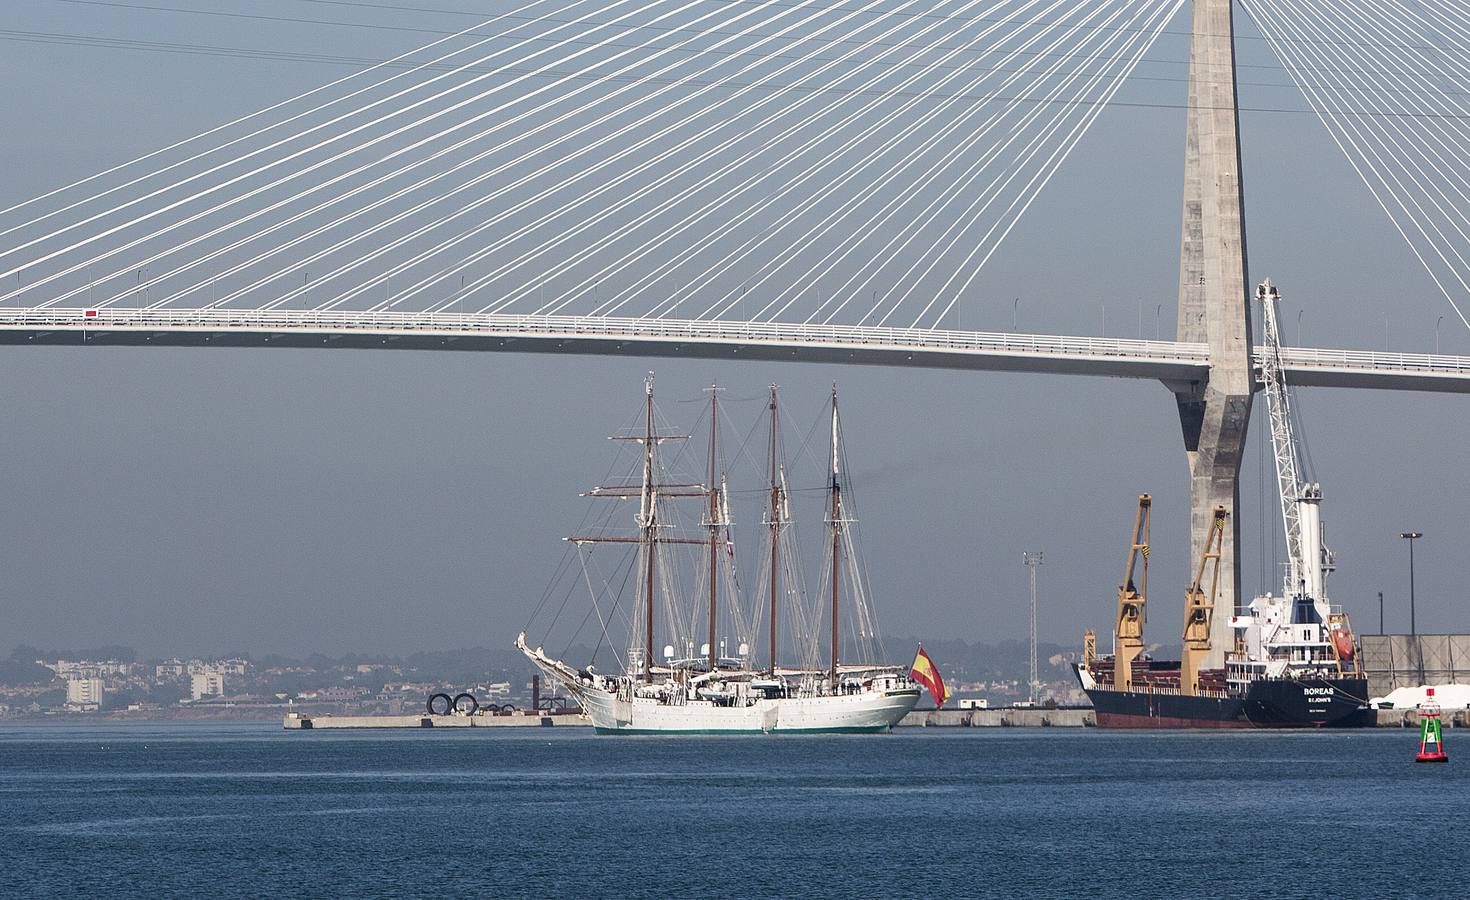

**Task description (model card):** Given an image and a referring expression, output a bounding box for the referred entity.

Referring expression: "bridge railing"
[0,307,1207,361]
[0,307,1466,377]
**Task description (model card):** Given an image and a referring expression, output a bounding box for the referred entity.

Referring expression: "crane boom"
[1257,280,1333,618]
[1256,279,1305,594]
[1113,494,1151,693]
[1181,506,1228,696]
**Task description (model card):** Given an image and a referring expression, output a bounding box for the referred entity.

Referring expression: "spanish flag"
[910,645,952,708]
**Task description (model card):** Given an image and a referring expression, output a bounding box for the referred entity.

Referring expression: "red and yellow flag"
[909,645,952,708]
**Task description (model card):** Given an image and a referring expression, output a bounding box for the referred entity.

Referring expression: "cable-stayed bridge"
[5,0,1470,658]
[4,308,1469,393]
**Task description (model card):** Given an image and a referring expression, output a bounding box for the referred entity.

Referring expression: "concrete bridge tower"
[1173,0,1254,668]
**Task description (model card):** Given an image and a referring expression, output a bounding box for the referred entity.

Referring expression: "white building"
[155,660,186,679]
[66,677,104,710]
[190,672,225,700]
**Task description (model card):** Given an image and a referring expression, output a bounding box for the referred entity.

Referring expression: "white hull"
[575,683,920,734]
[518,634,919,734]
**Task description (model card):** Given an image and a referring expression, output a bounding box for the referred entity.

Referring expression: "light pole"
[1155,303,1162,340]
[1436,315,1444,354]
[1013,297,1019,331]
[1378,591,1384,634]
[1400,532,1422,635]
[1024,551,1043,704]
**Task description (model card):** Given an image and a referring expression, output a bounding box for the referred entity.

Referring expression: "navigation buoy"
[1415,688,1448,764]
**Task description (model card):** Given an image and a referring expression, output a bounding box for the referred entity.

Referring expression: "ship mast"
[567,375,702,682]
[641,374,657,682]
[704,385,722,673]
[828,385,842,691]
[767,385,782,676]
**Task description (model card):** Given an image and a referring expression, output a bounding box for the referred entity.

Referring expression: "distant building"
[66,677,104,710]
[317,686,371,703]
[155,660,186,680]
[190,672,225,700]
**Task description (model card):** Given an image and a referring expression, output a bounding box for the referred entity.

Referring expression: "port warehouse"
[1362,634,1470,698]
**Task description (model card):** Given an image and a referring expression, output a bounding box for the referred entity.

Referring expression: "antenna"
[1024,551,1044,704]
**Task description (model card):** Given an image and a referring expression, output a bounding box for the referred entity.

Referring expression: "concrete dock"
[284,711,588,729]
[899,707,1095,727]
[285,707,1465,730]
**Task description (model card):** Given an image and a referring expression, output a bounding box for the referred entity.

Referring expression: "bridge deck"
[1,309,1466,393]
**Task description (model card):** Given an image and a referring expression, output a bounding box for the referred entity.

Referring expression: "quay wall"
[898,707,1470,728]
[284,712,587,729]
[899,708,1095,727]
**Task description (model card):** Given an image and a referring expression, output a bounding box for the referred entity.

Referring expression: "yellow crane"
[1181,507,1228,696]
[1112,494,1151,693]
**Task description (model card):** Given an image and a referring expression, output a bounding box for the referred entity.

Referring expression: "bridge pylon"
[1171,0,1253,669]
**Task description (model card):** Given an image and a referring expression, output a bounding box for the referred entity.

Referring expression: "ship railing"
[1100,680,1232,700]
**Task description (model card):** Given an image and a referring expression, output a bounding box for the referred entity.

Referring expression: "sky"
[0,0,1465,659]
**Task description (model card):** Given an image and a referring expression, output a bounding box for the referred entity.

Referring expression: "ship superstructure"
[1077,281,1373,728]
[518,375,919,734]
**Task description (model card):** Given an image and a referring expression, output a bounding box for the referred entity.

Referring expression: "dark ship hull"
[1082,668,1374,729]
[1086,685,1249,728]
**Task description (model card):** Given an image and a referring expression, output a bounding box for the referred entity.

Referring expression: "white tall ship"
[518,376,920,734]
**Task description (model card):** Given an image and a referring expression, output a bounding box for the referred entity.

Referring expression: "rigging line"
[4,0,667,302]
[1245,0,1470,332]
[375,0,929,315]
[294,0,863,315]
[0,0,629,278]
[1258,1,1470,322]
[1297,3,1470,268]
[32,0,1245,77]
[25,19,1470,93]
[1318,0,1470,176]
[1299,4,1470,321]
[579,546,629,672]
[702,0,1470,54]
[679,0,1093,322]
[921,0,1181,328]
[0,1,553,238]
[832,0,1156,326]
[786,20,1146,325]
[556,0,1053,320]
[817,10,1170,329]
[18,0,745,311]
[1354,0,1470,80]
[737,0,1126,323]
[142,0,839,311]
[1426,0,1470,59]
[587,0,1067,320]
[781,0,1149,326]
[456,0,984,317]
[50,0,1323,50]
[1334,0,1470,170]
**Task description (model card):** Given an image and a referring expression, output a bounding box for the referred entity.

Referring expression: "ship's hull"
[1240,677,1376,728]
[1086,687,1250,729]
[1083,676,1374,729]
[576,685,921,734]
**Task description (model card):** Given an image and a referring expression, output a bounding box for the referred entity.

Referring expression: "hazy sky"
[0,0,1465,659]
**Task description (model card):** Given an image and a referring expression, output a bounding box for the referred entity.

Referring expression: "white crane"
[1256,279,1333,622]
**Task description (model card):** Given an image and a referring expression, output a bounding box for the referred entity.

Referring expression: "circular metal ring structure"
[452,692,479,715]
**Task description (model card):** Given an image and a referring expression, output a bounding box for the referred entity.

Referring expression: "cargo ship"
[1075,281,1373,729]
